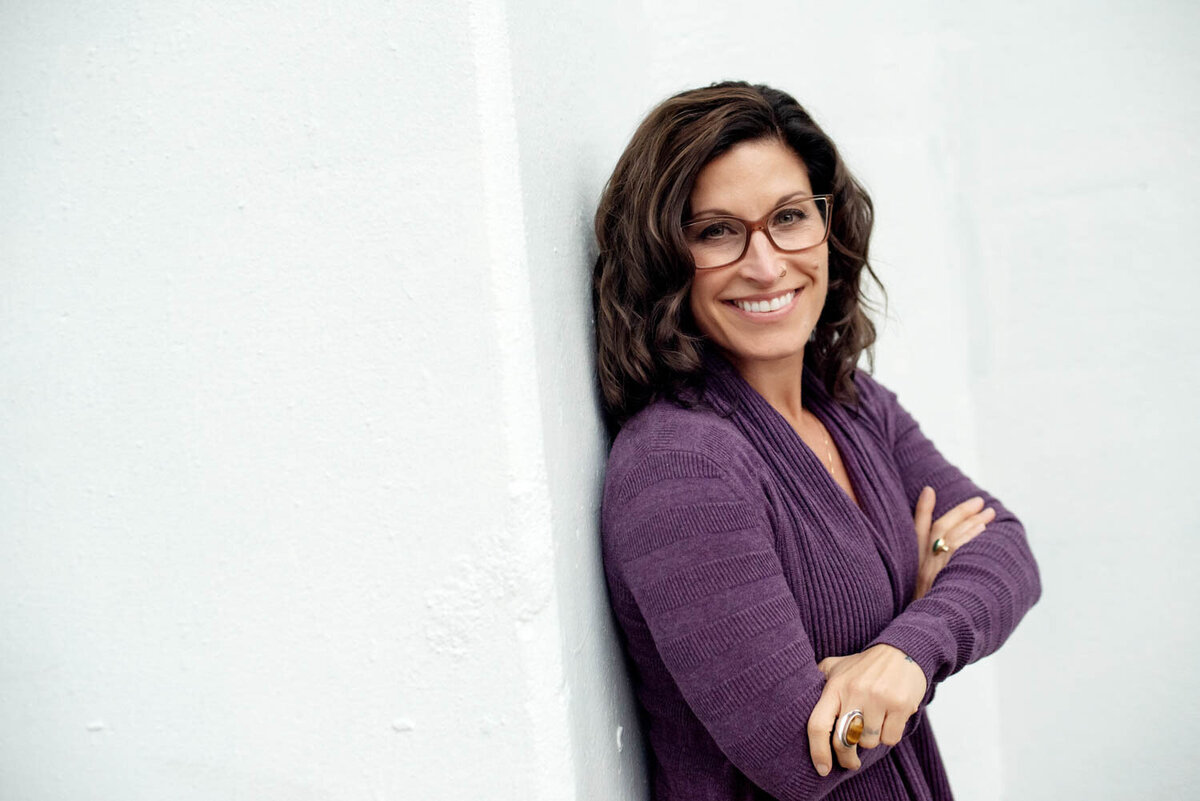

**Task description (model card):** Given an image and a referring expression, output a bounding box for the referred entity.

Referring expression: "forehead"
[688,138,813,215]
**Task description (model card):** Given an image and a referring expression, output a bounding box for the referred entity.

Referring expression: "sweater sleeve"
[863,377,1043,694]
[604,435,893,801]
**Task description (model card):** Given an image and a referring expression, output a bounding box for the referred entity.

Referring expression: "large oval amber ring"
[835,709,865,748]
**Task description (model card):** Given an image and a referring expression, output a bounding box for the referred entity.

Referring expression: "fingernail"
[817,763,830,776]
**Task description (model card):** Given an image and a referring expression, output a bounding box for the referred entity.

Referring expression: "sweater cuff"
[868,613,955,707]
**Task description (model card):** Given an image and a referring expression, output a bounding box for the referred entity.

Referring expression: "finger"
[913,486,935,548]
[879,709,908,747]
[931,495,985,536]
[933,496,985,534]
[856,708,884,750]
[957,506,995,531]
[832,727,862,770]
[807,690,840,776]
[952,509,995,549]
[942,507,996,553]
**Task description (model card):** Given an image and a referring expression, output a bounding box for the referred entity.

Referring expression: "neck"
[727,349,808,425]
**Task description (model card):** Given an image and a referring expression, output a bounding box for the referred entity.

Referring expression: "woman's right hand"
[912,487,995,601]
[808,643,927,775]
[805,491,997,775]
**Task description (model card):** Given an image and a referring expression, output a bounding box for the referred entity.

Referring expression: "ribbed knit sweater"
[601,355,1042,800]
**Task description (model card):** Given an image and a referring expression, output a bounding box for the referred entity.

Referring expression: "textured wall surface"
[2,1,1196,800]
[1,2,573,798]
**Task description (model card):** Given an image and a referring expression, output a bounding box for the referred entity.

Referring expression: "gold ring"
[932,537,951,555]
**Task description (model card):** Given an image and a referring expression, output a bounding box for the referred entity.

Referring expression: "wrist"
[870,643,927,700]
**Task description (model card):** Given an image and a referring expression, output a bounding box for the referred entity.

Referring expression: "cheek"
[812,253,830,295]
[687,276,719,339]
[815,246,830,279]
[686,277,702,316]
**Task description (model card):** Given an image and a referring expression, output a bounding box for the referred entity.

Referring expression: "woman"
[593,82,1041,801]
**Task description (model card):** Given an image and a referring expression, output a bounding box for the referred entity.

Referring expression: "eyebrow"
[687,191,813,221]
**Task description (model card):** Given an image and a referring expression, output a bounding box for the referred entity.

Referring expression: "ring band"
[932,537,951,555]
[835,709,864,748]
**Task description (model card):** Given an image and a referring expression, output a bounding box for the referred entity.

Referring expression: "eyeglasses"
[681,195,833,269]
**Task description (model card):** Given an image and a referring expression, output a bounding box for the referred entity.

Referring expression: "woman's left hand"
[806,644,928,775]
[912,487,995,601]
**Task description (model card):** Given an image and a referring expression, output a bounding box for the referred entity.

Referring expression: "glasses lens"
[768,197,828,251]
[682,218,748,269]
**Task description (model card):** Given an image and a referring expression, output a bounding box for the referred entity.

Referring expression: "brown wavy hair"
[592,81,883,430]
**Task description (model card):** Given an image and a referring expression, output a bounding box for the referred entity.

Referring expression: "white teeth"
[733,291,794,313]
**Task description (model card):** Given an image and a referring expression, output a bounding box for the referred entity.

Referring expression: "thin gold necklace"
[804,409,835,475]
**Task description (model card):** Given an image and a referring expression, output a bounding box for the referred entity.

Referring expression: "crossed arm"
[604,390,1040,799]
[607,462,897,799]
[807,489,997,774]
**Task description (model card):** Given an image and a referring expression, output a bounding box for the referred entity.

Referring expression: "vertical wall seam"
[466,1,577,798]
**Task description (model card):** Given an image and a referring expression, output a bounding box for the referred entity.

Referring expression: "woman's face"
[686,137,828,374]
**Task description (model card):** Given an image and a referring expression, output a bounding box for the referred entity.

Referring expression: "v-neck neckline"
[801,368,879,527]
[700,350,912,617]
[702,352,884,540]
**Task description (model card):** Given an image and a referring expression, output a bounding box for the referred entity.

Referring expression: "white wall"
[2,1,1196,800]
[2,2,580,798]
[941,5,1200,799]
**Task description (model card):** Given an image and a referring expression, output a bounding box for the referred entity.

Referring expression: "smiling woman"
[591,82,1041,801]
[685,140,830,379]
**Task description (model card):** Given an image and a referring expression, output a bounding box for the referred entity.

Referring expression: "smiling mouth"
[727,290,796,314]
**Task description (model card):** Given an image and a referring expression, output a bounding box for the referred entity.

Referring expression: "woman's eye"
[774,208,806,226]
[695,222,735,241]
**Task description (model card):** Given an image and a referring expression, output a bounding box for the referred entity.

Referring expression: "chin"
[720,337,810,369]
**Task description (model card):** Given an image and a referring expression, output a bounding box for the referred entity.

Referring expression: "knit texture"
[601,355,1041,800]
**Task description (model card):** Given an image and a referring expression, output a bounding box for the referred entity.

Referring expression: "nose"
[738,227,785,283]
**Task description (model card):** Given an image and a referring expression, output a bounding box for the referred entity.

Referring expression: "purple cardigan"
[601,356,1041,800]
